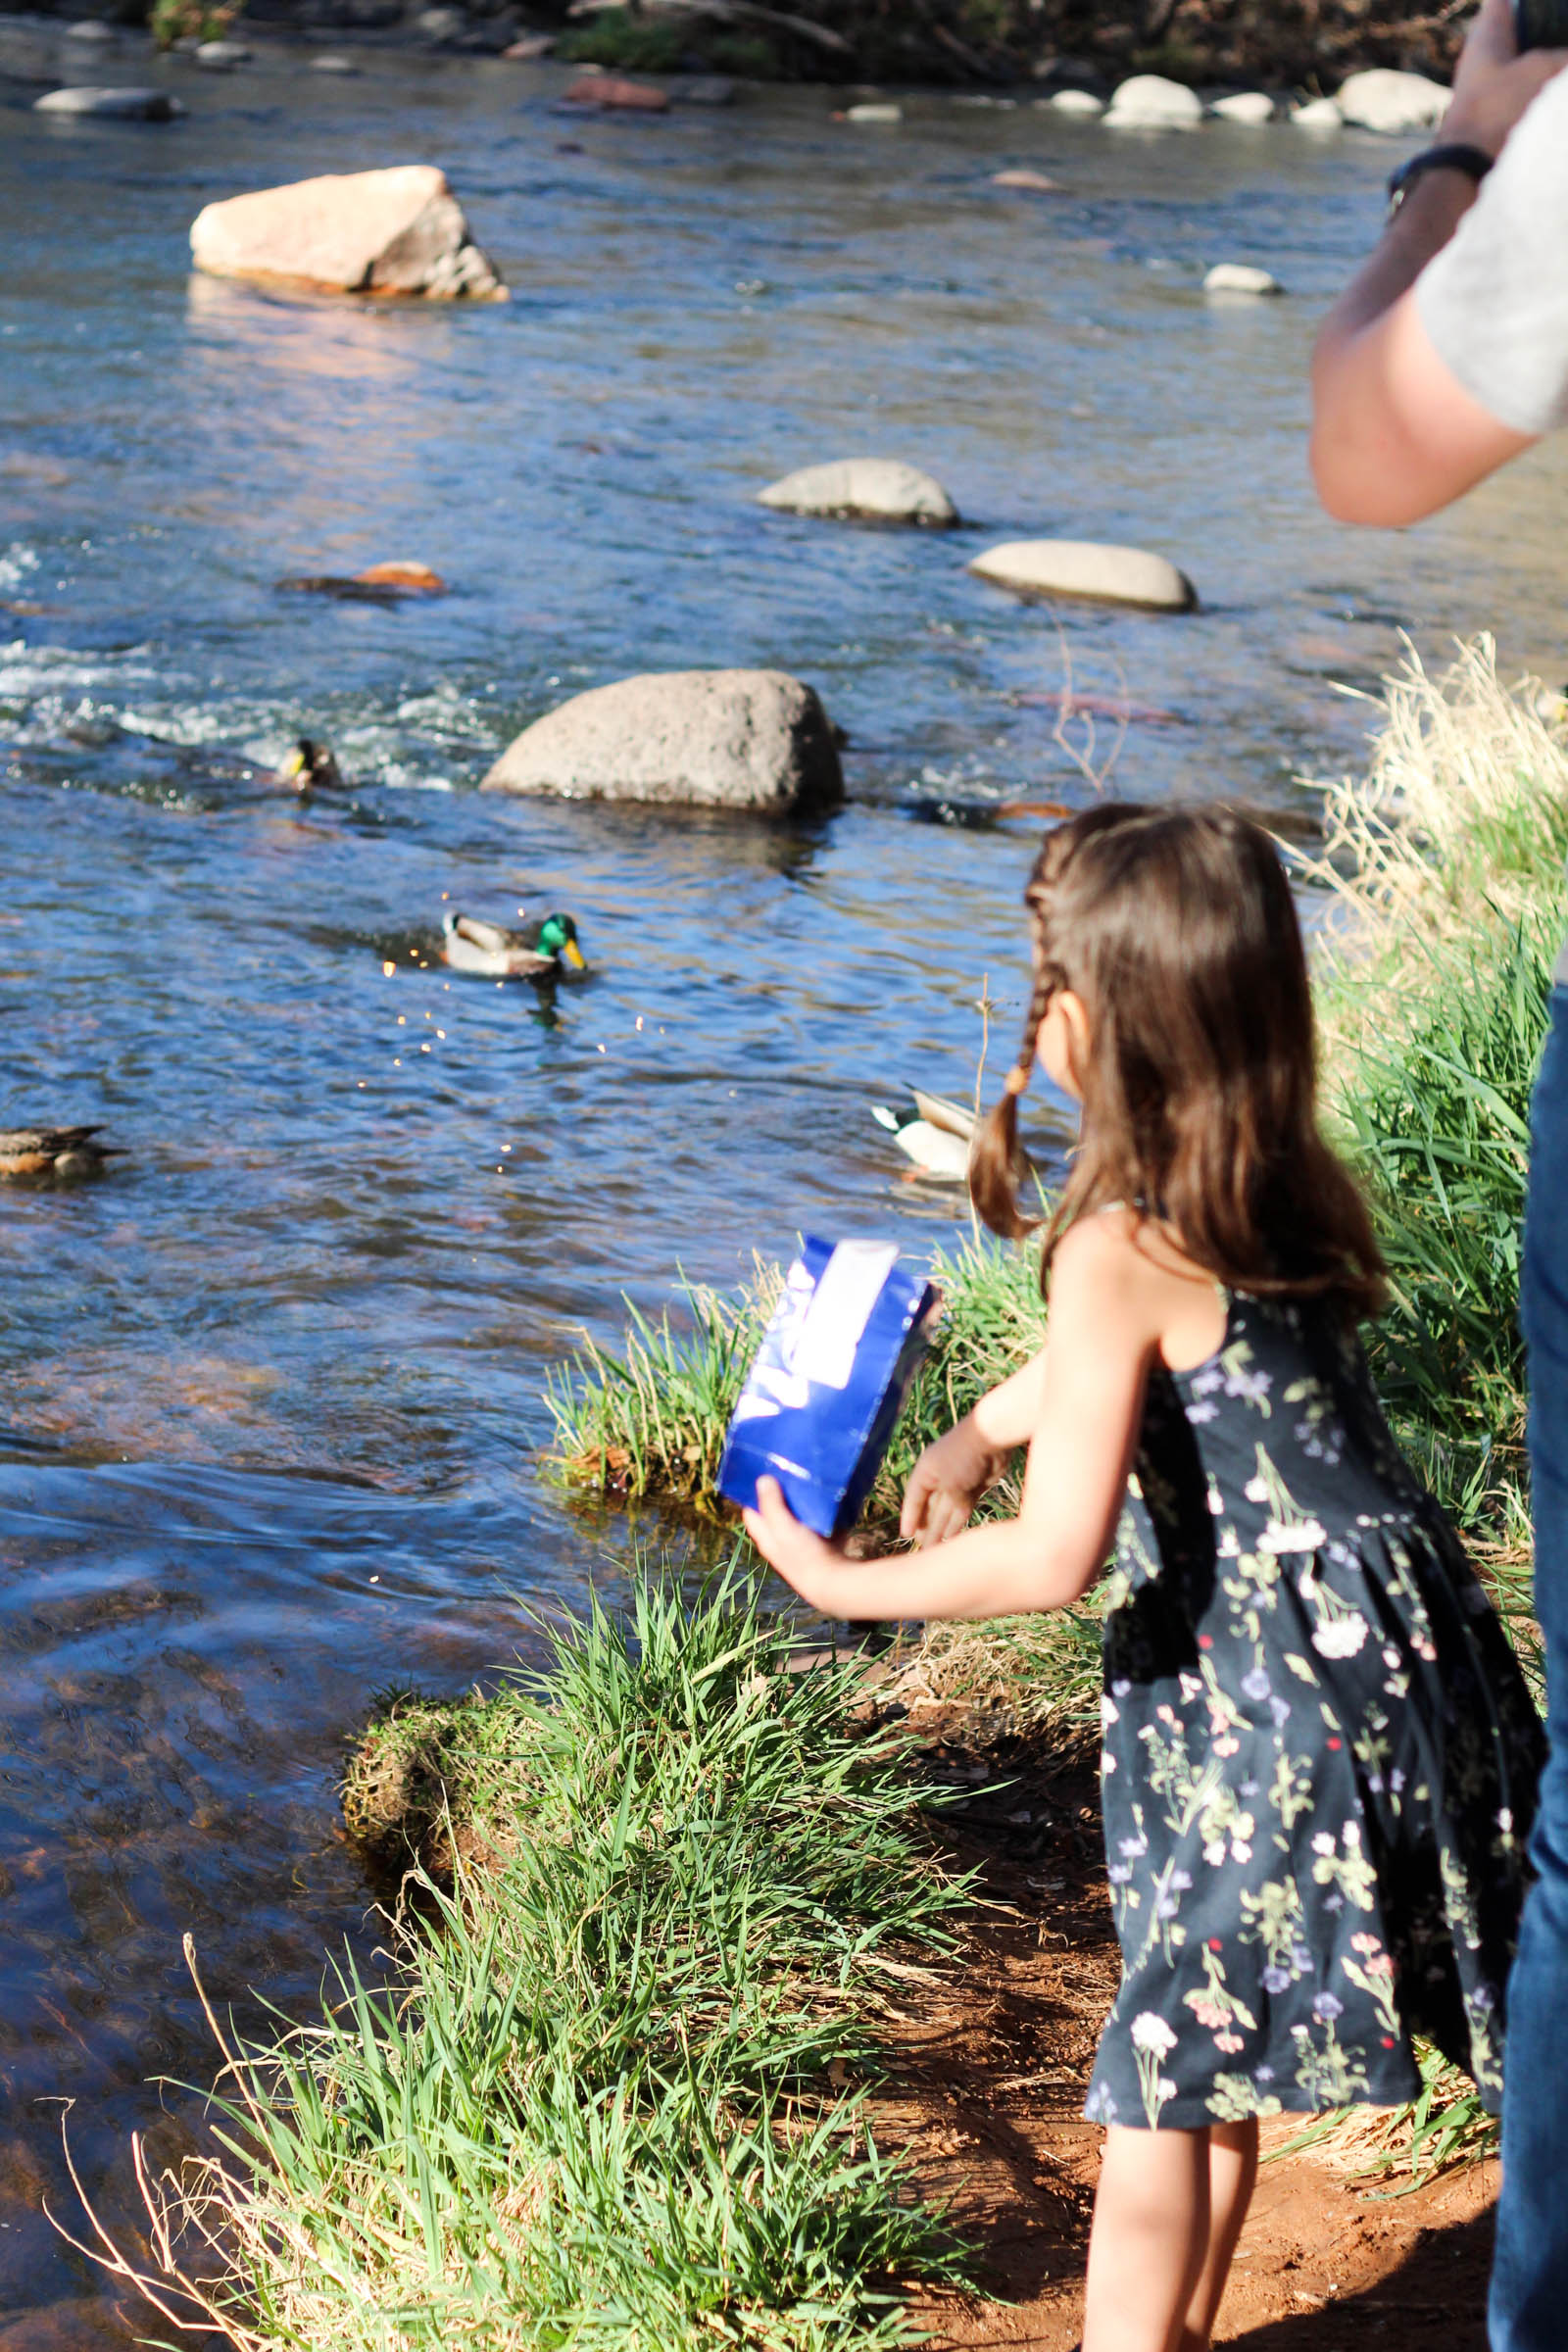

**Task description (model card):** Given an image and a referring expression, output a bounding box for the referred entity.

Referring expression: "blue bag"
[717,1236,939,1539]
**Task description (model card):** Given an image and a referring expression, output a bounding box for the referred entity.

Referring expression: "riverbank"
[91,642,1562,2345]
[3,0,1466,89]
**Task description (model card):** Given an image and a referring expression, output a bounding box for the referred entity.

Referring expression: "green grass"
[102,1572,978,2348]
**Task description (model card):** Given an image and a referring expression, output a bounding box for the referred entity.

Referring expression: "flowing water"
[3,42,1568,2333]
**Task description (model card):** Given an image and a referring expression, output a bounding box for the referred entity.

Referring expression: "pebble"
[1204,262,1284,296]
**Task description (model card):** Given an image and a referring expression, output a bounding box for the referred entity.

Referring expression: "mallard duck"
[871,1088,976,1182]
[441,909,587,979]
[0,1124,121,1179]
[277,738,346,794]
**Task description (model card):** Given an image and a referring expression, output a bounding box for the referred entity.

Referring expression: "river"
[3,44,1566,2337]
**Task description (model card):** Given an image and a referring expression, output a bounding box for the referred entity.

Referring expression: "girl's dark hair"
[970,803,1387,1323]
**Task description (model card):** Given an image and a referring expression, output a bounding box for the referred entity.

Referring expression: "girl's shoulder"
[1053,1207,1227,1373]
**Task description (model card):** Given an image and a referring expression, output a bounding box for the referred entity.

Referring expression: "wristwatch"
[1386,142,1494,219]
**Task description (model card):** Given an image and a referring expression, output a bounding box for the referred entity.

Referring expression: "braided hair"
[968,804,1386,1321]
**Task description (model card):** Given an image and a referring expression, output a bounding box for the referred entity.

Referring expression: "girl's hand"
[901,1415,1009,1547]
[741,1477,851,1609]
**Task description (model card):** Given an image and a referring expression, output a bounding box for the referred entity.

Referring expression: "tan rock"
[969,539,1197,612]
[992,168,1067,194]
[483,669,843,812]
[189,166,504,300]
[564,72,669,111]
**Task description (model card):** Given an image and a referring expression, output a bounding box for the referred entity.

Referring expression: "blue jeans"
[1492,989,1568,2352]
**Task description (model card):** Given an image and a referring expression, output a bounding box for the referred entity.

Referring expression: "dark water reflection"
[4,44,1568,2333]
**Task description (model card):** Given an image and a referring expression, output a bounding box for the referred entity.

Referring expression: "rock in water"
[189,167,504,299]
[1204,262,1284,297]
[1292,96,1342,128]
[1042,88,1104,117]
[35,85,184,118]
[564,72,669,112]
[311,54,362,74]
[1210,90,1274,124]
[758,458,957,527]
[1104,74,1203,129]
[1335,69,1447,132]
[845,102,902,122]
[969,540,1197,613]
[194,38,251,68]
[992,168,1067,193]
[483,670,844,813]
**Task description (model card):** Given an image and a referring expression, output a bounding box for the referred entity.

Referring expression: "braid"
[969,901,1058,1241]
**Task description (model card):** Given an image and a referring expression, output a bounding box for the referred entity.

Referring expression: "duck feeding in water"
[277,738,346,794]
[871,1088,976,1181]
[440,910,587,980]
[0,1125,122,1180]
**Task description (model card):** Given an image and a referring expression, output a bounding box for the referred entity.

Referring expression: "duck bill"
[561,938,587,971]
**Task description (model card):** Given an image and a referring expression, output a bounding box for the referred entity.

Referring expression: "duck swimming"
[871,1088,975,1181]
[441,909,587,979]
[277,738,346,794]
[0,1125,121,1180]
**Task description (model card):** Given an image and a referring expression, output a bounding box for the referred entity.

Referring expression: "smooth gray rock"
[64,20,116,40]
[311,52,362,73]
[1210,90,1274,124]
[1104,74,1203,128]
[34,84,184,118]
[759,457,957,526]
[969,539,1197,612]
[1335,68,1447,132]
[1204,262,1284,297]
[194,38,252,68]
[483,669,844,812]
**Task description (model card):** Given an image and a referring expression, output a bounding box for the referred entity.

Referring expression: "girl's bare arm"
[743,1216,1154,1621]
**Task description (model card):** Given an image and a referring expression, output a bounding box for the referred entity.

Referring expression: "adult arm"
[1310,0,1568,524]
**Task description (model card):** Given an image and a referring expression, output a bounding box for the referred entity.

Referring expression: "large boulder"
[969,540,1197,612]
[1334,69,1447,132]
[758,458,957,526]
[483,669,843,813]
[189,166,504,299]
[35,85,184,118]
[1104,74,1203,129]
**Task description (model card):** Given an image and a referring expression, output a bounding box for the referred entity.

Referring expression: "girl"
[743,805,1544,2352]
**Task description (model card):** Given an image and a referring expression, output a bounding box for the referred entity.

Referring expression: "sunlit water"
[3,39,1568,2331]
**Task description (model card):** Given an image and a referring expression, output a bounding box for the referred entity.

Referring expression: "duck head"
[539,912,587,971]
[278,738,343,793]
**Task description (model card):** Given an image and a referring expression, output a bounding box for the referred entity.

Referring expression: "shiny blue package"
[718,1235,939,1539]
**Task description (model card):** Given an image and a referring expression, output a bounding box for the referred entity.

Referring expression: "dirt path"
[877,1732,1497,2350]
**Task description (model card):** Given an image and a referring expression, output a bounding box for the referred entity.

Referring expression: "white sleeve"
[1415,73,1568,436]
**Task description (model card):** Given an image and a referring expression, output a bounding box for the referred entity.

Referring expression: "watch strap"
[1387,142,1494,217]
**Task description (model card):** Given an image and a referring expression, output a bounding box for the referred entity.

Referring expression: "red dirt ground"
[877,1731,1498,2352]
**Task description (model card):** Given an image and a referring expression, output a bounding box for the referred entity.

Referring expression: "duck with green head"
[441,909,587,980]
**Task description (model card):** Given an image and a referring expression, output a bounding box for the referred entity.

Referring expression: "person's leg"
[1178,2120,1259,2351]
[1083,2125,1211,2352]
[1492,990,1568,2352]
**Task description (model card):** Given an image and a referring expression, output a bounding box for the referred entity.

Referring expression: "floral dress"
[1085,1291,1544,2132]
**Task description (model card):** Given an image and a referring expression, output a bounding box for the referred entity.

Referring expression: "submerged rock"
[1210,90,1274,123]
[311,52,362,73]
[564,71,669,112]
[992,167,1067,193]
[278,561,448,600]
[1204,262,1284,297]
[1104,74,1203,129]
[194,37,251,67]
[969,539,1197,613]
[759,458,957,526]
[35,85,184,118]
[1335,69,1447,132]
[845,101,902,122]
[483,669,844,813]
[190,166,504,299]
